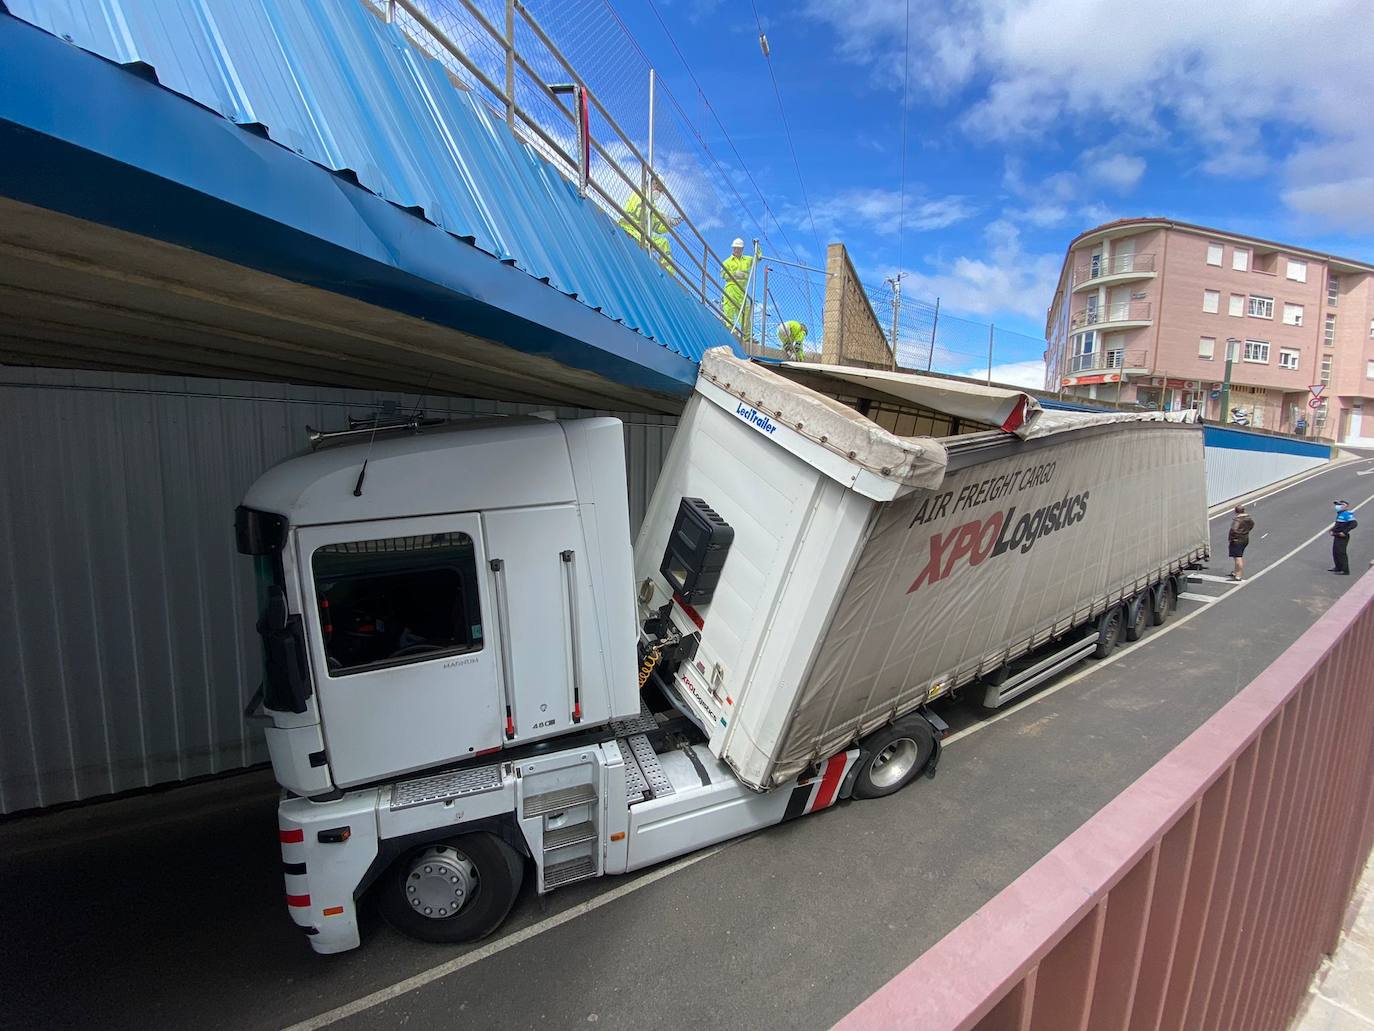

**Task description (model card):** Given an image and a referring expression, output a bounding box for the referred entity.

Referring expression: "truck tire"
[1124,593,1150,642]
[852,717,936,800]
[1092,606,1123,659]
[1150,578,1176,626]
[378,832,524,944]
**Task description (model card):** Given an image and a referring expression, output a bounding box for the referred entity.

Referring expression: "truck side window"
[312,532,483,676]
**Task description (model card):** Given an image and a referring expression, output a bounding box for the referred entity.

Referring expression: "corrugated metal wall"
[0,368,677,814]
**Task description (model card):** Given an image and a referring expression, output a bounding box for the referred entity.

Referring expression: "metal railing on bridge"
[371,0,768,336]
[839,571,1374,1031]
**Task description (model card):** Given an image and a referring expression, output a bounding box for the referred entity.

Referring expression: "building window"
[1203,289,1220,314]
[1321,355,1333,384]
[1229,293,1245,317]
[1369,318,1373,339]
[1206,242,1223,266]
[1247,295,1274,319]
[1286,258,1307,282]
[1232,247,1250,272]
[1243,340,1269,363]
[1325,314,1337,347]
[1198,336,1215,360]
[312,532,483,677]
[1368,360,1374,380]
[1283,303,1304,326]
[1279,349,1300,370]
[1328,274,1340,306]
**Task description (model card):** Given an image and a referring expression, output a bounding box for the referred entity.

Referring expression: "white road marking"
[943,489,1374,747]
[283,847,723,1031]
[1357,469,1374,476]
[1261,533,1269,539]
[1188,573,1236,583]
[289,478,1374,1029]
[1178,591,1222,603]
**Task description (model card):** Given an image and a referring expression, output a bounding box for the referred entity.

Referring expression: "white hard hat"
[732,237,745,248]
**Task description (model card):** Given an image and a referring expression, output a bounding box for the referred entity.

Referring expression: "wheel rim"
[869,737,919,789]
[404,845,479,920]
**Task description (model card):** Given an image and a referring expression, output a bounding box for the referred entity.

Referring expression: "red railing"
[838,570,1374,1031]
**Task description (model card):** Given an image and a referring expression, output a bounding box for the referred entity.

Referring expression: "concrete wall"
[822,243,895,370]
[0,368,676,814]
[1204,425,1332,506]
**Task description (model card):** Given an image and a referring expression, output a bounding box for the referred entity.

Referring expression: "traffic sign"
[1310,383,1325,398]
[1309,397,1324,409]
[1210,390,1221,400]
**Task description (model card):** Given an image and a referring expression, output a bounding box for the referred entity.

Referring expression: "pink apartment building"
[1045,219,1374,443]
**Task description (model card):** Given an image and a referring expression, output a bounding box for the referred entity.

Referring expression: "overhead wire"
[748,0,824,263]
[896,0,911,275]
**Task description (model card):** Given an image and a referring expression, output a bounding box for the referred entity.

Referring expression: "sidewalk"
[1293,851,1374,1029]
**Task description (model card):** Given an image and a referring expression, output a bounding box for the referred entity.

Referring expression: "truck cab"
[237,416,640,797]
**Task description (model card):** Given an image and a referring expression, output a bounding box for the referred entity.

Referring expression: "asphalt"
[3,458,1372,1031]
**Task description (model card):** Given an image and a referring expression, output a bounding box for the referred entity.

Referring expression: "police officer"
[1329,500,1358,575]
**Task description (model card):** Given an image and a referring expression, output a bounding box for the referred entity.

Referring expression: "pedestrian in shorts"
[1227,504,1255,581]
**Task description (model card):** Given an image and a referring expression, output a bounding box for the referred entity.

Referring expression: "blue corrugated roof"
[6,0,735,364]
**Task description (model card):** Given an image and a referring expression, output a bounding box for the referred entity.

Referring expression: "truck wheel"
[1092,606,1123,659]
[1150,579,1176,626]
[852,717,935,800]
[1124,594,1150,642]
[378,832,524,944]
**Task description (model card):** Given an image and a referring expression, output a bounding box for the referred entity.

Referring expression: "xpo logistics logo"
[907,490,1091,593]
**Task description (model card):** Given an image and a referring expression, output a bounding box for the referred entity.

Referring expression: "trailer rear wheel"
[1092,606,1123,659]
[378,832,524,944]
[1124,594,1150,642]
[1150,578,1176,626]
[852,717,935,799]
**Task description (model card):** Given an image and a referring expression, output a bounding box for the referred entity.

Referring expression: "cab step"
[523,783,597,817]
[542,821,597,851]
[544,855,596,889]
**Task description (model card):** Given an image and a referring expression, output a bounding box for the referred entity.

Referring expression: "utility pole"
[884,272,906,356]
[1221,337,1239,422]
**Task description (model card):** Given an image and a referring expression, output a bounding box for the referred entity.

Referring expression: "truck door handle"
[488,558,518,739]
[561,550,583,723]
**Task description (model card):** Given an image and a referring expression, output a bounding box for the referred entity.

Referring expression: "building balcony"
[1070,300,1153,331]
[1071,252,1157,292]
[1064,349,1149,375]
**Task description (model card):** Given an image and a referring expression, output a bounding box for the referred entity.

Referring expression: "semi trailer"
[236,349,1208,954]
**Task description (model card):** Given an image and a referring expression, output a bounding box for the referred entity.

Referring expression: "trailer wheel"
[1092,606,1123,659]
[852,717,935,800]
[1124,594,1150,642]
[378,832,524,944]
[1150,579,1176,626]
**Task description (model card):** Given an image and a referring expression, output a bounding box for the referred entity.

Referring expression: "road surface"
[2,458,1371,1030]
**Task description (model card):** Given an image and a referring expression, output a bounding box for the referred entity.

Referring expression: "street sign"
[1310,383,1325,398]
[1210,390,1221,400]
[1309,397,1323,409]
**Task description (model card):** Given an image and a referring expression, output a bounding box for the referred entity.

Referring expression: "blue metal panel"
[4,0,734,365]
[1203,425,1332,459]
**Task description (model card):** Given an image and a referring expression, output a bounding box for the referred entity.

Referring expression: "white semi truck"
[236,349,1207,954]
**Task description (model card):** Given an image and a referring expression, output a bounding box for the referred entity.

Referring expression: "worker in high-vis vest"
[721,238,753,334]
[619,184,672,266]
[777,320,807,361]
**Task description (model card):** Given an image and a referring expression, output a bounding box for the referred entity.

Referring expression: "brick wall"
[822,243,895,369]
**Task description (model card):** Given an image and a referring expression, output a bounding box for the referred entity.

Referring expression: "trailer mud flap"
[922,708,949,779]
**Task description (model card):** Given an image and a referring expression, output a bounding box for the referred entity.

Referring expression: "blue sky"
[605,0,1374,383]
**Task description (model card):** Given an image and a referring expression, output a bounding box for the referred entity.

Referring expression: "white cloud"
[1089,153,1146,193]
[805,0,1374,228]
[955,359,1048,389]
[790,188,976,240]
[899,218,1062,325]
